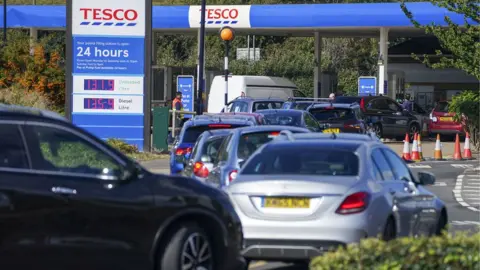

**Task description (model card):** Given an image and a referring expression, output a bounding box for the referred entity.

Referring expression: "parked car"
[0,104,246,270]
[281,97,331,110]
[229,132,447,265]
[429,100,464,138]
[182,129,231,182]
[213,112,267,125]
[170,116,257,174]
[255,109,323,132]
[335,95,421,140]
[220,96,284,113]
[306,102,367,134]
[206,126,311,188]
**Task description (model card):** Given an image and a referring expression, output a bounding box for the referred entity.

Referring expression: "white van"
[207,75,299,113]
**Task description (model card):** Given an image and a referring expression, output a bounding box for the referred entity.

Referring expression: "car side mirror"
[238,159,245,168]
[417,171,436,186]
[118,162,141,182]
[200,155,212,163]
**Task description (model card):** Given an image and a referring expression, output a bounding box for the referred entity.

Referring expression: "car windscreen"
[237,131,286,160]
[252,101,284,112]
[435,102,449,113]
[309,108,355,121]
[201,136,226,160]
[182,124,245,143]
[242,147,359,176]
[293,102,312,110]
[260,113,302,127]
[334,96,361,104]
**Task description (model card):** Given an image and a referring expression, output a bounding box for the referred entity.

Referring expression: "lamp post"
[3,0,6,46]
[196,0,206,116]
[219,26,235,111]
[377,54,384,96]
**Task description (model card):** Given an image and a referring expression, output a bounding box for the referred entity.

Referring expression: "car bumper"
[429,125,464,135]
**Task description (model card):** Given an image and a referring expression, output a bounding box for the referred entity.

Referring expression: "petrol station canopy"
[0,2,475,37]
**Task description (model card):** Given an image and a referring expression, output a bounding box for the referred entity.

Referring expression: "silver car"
[227,133,447,263]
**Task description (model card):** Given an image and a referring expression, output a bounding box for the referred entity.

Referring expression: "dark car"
[0,104,245,270]
[281,97,332,110]
[201,112,267,125]
[170,115,257,174]
[335,95,420,140]
[206,126,311,188]
[306,102,367,134]
[182,129,231,182]
[222,96,285,113]
[255,109,323,132]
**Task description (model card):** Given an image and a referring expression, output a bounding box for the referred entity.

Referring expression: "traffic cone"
[411,133,421,161]
[402,133,411,161]
[434,134,443,160]
[453,133,463,160]
[417,133,425,161]
[464,132,473,159]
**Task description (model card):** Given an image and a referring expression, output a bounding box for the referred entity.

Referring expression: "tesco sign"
[202,8,239,20]
[80,8,138,21]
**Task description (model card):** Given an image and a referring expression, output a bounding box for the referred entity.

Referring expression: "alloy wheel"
[181,232,213,270]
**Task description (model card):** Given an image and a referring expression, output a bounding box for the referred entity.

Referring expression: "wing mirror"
[118,162,142,182]
[417,171,436,186]
[238,159,245,168]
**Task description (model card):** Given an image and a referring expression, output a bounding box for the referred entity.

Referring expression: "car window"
[0,124,29,169]
[434,102,449,112]
[281,102,291,109]
[242,146,359,176]
[309,108,355,121]
[303,112,320,130]
[189,135,202,160]
[371,148,395,181]
[237,131,282,160]
[230,101,248,112]
[260,112,302,127]
[252,101,283,112]
[386,99,401,112]
[382,149,413,182]
[27,125,121,176]
[217,134,233,163]
[294,102,312,110]
[182,124,245,143]
[201,136,225,162]
[370,99,388,110]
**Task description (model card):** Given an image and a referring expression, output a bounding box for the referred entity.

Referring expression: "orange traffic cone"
[434,134,443,160]
[464,132,473,159]
[453,134,462,160]
[411,133,421,161]
[417,133,424,161]
[402,133,411,161]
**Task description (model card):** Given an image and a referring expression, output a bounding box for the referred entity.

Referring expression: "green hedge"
[310,233,480,270]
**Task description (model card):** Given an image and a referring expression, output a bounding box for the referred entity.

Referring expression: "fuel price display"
[83,98,115,110]
[84,79,115,91]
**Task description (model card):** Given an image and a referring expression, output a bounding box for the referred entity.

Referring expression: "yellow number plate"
[323,128,340,134]
[263,197,310,208]
[439,117,453,122]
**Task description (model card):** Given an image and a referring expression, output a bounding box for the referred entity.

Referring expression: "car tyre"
[159,223,215,270]
[372,124,383,139]
[382,217,396,241]
[435,211,447,236]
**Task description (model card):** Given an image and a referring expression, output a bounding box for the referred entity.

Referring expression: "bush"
[310,233,480,270]
[106,138,139,154]
[449,91,480,150]
[0,85,53,110]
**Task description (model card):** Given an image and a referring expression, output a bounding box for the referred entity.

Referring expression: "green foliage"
[449,90,480,150]
[106,138,140,154]
[401,0,480,79]
[310,232,480,270]
[0,84,52,110]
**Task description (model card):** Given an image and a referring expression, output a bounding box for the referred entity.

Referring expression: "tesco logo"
[202,8,239,20]
[79,8,138,26]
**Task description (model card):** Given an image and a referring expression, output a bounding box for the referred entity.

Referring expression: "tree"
[449,91,480,150]
[401,0,480,79]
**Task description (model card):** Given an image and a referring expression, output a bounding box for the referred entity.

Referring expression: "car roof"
[308,103,359,109]
[275,131,380,143]
[232,96,285,102]
[255,109,304,115]
[184,117,255,127]
[267,139,363,152]
[0,103,67,122]
[233,125,311,135]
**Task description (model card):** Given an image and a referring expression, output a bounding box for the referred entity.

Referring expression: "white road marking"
[451,164,474,169]
[408,164,432,168]
[451,221,480,226]
[453,171,480,212]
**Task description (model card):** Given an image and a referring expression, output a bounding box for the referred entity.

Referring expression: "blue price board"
[358,76,377,97]
[177,75,195,118]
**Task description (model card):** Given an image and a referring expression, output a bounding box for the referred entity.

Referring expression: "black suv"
[0,104,245,270]
[306,102,367,134]
[335,95,420,140]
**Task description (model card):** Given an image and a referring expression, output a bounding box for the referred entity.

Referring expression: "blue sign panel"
[73,36,145,75]
[70,0,146,150]
[177,75,195,118]
[358,76,377,97]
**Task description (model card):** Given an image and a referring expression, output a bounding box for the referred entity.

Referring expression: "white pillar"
[378,27,389,96]
[313,32,322,98]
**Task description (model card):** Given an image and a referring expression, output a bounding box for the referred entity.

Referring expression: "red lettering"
[80,8,138,21]
[203,8,239,20]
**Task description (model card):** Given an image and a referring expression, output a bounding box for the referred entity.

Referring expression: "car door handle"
[51,187,77,195]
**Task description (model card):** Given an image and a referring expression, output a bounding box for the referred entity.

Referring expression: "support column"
[313,32,322,98]
[378,27,389,96]
[29,28,38,55]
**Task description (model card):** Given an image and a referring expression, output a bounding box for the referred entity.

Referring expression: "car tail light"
[208,124,232,128]
[336,192,370,215]
[175,147,192,156]
[360,98,365,112]
[193,162,209,178]
[228,170,238,182]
